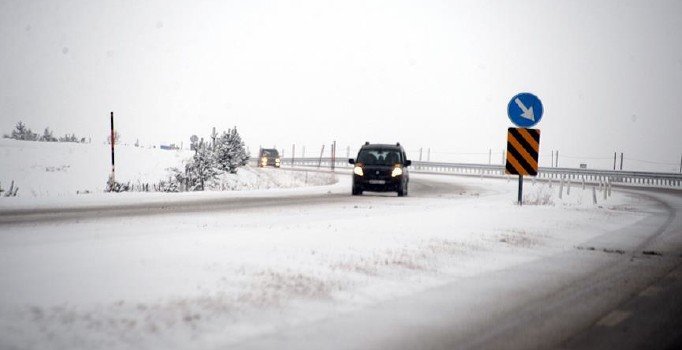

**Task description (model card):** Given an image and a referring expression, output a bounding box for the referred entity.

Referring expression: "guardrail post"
[608,179,612,197]
[559,177,564,199]
[592,186,597,204]
[331,141,336,172]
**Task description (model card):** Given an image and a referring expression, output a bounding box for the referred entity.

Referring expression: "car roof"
[361,144,403,150]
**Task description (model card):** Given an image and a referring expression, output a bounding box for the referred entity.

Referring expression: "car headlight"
[391,166,403,177]
[353,166,364,176]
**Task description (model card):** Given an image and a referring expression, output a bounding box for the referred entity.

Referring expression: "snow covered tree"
[185,141,220,190]
[10,122,27,139]
[214,127,250,174]
[40,128,58,142]
[10,121,38,141]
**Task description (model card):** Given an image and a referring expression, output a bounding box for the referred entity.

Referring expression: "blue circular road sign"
[507,92,543,128]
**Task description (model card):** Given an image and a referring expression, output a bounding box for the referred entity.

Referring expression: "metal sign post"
[518,175,523,205]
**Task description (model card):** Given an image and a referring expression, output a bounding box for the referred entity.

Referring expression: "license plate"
[369,179,386,185]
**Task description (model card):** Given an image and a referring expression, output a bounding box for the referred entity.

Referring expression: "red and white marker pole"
[110,111,115,184]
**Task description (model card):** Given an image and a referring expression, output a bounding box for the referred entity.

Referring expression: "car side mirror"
[348,158,355,164]
[405,160,412,167]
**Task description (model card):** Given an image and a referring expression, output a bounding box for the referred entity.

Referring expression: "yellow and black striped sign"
[505,127,540,176]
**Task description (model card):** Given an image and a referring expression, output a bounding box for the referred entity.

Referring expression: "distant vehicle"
[348,142,411,196]
[258,148,281,168]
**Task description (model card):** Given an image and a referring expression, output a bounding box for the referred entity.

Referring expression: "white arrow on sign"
[514,97,535,121]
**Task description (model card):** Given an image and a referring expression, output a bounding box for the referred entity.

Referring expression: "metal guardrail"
[267,157,682,189]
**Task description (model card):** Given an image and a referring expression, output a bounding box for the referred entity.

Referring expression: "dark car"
[348,142,412,196]
[258,148,281,168]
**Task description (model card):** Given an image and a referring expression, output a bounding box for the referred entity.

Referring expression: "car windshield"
[261,149,278,157]
[357,149,402,166]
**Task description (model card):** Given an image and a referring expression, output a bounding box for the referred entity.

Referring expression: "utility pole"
[555,150,559,168]
[302,145,306,158]
[292,144,295,167]
[620,153,624,171]
[551,150,554,168]
[679,154,682,173]
[488,149,492,165]
[613,152,617,170]
[419,148,423,162]
[427,148,431,162]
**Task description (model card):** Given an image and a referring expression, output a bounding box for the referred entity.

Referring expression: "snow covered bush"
[4,121,85,143]
[522,184,554,206]
[0,180,19,197]
[59,133,82,143]
[105,178,131,193]
[40,128,58,142]
[155,177,181,192]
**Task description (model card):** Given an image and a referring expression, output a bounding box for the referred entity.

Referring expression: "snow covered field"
[0,169,658,349]
[0,138,335,199]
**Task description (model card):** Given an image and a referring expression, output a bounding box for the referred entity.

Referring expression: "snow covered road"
[0,173,680,349]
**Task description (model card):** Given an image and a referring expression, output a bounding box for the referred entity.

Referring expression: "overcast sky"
[1,0,681,171]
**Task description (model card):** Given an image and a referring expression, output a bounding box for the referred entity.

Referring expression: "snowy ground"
[0,170,660,350]
[0,138,335,198]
